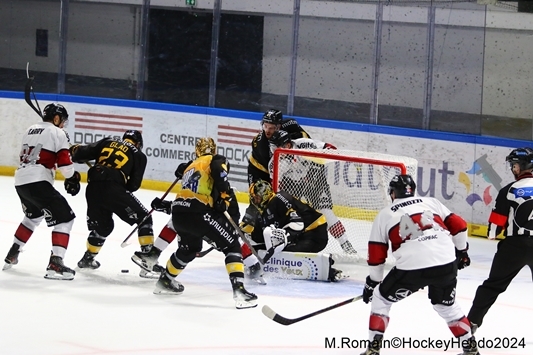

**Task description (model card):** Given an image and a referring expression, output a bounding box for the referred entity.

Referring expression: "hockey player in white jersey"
[2,103,80,280]
[268,130,357,255]
[360,174,479,355]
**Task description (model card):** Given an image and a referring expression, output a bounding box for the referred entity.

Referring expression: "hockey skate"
[245,262,266,285]
[139,264,164,279]
[131,246,161,273]
[45,255,75,280]
[458,336,480,355]
[360,335,383,355]
[3,244,21,271]
[328,256,346,282]
[77,251,101,269]
[153,273,185,295]
[231,277,258,309]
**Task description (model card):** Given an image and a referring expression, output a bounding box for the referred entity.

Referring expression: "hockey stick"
[120,177,180,248]
[262,295,363,326]
[223,210,266,265]
[196,246,215,258]
[24,62,43,118]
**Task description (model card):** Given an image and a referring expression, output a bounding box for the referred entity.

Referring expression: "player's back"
[371,196,457,270]
[15,121,70,186]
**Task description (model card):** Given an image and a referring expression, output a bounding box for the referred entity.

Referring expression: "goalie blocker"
[258,250,343,282]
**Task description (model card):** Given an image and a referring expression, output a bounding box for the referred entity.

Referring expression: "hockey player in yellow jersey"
[151,137,258,309]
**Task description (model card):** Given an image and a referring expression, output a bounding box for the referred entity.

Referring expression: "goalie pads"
[258,250,335,281]
[263,225,287,256]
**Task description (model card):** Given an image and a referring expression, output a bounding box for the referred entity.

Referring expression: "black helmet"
[269,130,291,148]
[123,130,143,150]
[506,147,533,171]
[262,109,283,125]
[388,174,416,199]
[43,103,69,124]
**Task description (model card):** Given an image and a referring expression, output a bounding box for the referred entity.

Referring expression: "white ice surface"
[0,176,532,355]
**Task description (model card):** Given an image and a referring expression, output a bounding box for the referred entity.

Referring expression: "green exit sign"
[186,0,196,6]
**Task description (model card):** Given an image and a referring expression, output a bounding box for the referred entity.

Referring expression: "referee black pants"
[468,237,533,327]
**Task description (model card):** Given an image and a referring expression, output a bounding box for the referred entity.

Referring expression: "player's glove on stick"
[456,243,471,270]
[174,162,190,179]
[214,193,231,213]
[151,197,172,215]
[363,276,380,304]
[64,171,81,196]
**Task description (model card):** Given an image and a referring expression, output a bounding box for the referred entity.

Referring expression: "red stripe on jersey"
[15,223,33,243]
[368,241,388,265]
[158,226,177,244]
[56,148,73,168]
[52,232,70,249]
[29,149,57,169]
[369,313,389,332]
[488,211,507,227]
[443,213,468,236]
[388,224,405,253]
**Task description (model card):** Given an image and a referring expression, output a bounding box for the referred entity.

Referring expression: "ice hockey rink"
[0,175,532,355]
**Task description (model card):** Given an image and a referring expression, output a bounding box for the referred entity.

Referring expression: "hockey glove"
[151,197,172,215]
[214,194,231,213]
[363,276,380,304]
[64,171,81,196]
[174,162,190,180]
[456,243,471,270]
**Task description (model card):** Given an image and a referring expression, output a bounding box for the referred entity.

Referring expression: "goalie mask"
[269,130,292,148]
[388,174,416,199]
[249,179,274,211]
[123,130,143,150]
[195,137,217,157]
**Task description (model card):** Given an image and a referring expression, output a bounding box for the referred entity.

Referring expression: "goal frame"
[271,148,408,192]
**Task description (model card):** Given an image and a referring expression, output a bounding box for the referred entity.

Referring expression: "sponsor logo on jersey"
[203,213,235,243]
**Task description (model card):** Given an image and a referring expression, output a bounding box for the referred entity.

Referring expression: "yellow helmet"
[249,179,274,211]
[195,137,216,157]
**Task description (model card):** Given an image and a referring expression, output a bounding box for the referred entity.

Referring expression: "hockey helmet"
[262,109,283,125]
[506,147,533,171]
[195,137,217,157]
[249,179,274,211]
[388,174,416,199]
[43,103,69,125]
[269,130,292,148]
[123,130,143,150]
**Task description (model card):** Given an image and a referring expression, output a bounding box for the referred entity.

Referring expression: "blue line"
[3,89,531,148]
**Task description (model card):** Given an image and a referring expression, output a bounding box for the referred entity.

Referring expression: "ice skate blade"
[153,287,184,295]
[235,299,258,309]
[248,276,267,285]
[44,270,75,280]
[2,263,13,271]
[131,255,153,272]
[139,269,160,279]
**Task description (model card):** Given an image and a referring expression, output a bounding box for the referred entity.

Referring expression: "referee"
[468,147,533,333]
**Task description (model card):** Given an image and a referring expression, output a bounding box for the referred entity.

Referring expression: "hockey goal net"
[271,148,418,262]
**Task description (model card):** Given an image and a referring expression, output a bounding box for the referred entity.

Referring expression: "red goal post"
[271,148,418,260]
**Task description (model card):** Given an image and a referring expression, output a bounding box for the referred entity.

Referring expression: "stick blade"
[261,305,293,326]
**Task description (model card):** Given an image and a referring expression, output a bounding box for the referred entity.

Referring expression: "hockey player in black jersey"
[468,147,533,335]
[150,137,258,309]
[3,103,79,280]
[247,179,329,255]
[70,130,154,274]
[243,109,310,238]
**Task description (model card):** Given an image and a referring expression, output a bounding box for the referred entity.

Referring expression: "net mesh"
[272,148,418,262]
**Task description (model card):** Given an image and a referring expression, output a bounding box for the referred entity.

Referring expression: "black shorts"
[15,181,75,227]
[378,261,458,306]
